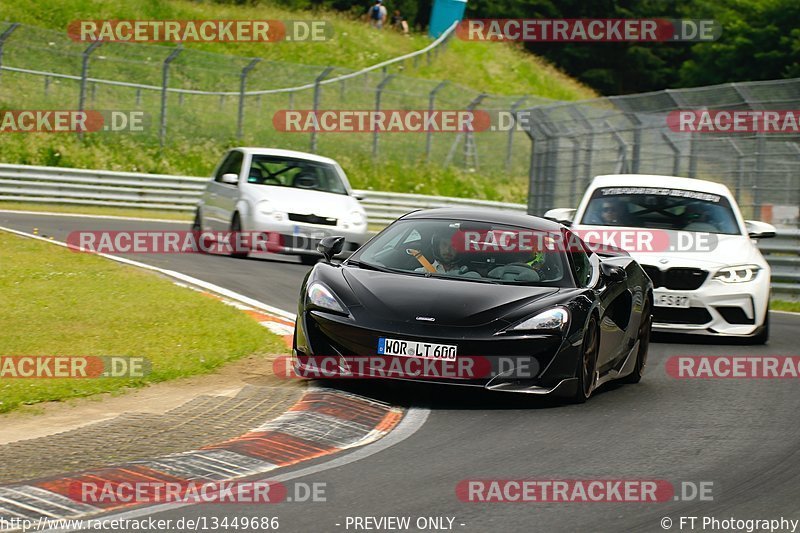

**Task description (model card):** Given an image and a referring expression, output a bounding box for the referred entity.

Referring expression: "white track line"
[0,209,189,224]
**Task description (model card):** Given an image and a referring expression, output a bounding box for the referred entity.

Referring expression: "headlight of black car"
[507,308,570,334]
[306,282,348,315]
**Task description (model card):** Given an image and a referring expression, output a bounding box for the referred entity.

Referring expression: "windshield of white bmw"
[247,155,348,195]
[348,219,575,287]
[581,187,741,235]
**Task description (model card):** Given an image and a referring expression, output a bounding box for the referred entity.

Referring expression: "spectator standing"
[367,0,388,30]
[391,9,409,35]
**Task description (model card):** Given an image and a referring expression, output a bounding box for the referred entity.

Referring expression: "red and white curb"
[0,389,403,522]
[0,224,407,525]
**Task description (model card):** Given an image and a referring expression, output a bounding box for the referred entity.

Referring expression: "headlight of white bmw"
[713,264,760,283]
[307,282,347,314]
[509,308,569,333]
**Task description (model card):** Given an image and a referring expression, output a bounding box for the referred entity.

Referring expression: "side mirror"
[600,262,627,283]
[543,208,576,226]
[221,173,239,185]
[317,236,345,262]
[745,220,776,239]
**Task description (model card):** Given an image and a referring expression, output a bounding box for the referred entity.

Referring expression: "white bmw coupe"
[546,174,775,343]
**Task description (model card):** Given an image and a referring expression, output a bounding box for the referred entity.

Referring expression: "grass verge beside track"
[0,230,287,414]
[772,300,800,312]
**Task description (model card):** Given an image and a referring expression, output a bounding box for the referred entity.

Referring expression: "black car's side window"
[565,230,593,287]
[214,151,244,183]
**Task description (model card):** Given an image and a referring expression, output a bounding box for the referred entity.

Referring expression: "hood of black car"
[341,268,559,327]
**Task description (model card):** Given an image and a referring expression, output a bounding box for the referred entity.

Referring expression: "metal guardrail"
[356,190,526,225]
[758,229,800,297]
[0,164,527,221]
[0,163,796,297]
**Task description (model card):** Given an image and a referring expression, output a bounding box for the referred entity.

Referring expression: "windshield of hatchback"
[581,187,741,235]
[349,218,576,287]
[247,155,348,195]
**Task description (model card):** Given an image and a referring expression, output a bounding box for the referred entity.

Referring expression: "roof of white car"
[590,174,732,196]
[235,147,338,165]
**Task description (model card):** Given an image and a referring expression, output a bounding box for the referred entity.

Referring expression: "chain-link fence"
[0,22,550,182]
[522,79,800,226]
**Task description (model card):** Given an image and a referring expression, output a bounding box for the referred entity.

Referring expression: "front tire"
[571,316,599,404]
[230,213,249,259]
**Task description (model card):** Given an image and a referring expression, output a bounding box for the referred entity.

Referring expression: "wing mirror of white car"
[543,208,576,226]
[221,173,239,185]
[745,220,776,239]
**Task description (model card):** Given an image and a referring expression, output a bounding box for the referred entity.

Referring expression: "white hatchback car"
[194,148,368,264]
[546,174,776,343]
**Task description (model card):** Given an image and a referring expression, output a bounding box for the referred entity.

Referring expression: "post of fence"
[505,97,528,171]
[728,139,745,204]
[0,23,20,84]
[787,142,800,217]
[568,134,580,205]
[629,113,642,173]
[526,124,550,215]
[606,120,629,173]
[463,93,488,169]
[568,107,594,190]
[310,66,334,154]
[753,133,766,213]
[159,46,182,148]
[372,74,396,158]
[662,131,682,176]
[425,81,448,162]
[237,58,260,141]
[527,134,540,215]
[78,40,103,140]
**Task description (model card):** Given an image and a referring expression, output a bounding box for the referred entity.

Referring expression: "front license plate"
[377,338,457,361]
[654,293,690,308]
[293,226,330,240]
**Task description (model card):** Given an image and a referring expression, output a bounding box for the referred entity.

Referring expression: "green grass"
[1,0,595,100]
[771,300,800,313]
[0,230,286,414]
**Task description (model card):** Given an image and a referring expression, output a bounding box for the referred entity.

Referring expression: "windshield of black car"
[580,187,741,235]
[349,219,576,287]
[247,155,347,195]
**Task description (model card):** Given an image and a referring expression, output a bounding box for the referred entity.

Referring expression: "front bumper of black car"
[293,310,583,397]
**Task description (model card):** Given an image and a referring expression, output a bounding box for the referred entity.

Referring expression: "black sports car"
[293,208,653,403]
